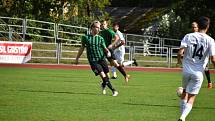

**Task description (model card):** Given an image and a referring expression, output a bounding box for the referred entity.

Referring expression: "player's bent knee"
[100,72,106,78]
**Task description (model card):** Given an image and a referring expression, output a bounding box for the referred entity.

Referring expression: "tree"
[172,0,215,38]
[0,0,111,25]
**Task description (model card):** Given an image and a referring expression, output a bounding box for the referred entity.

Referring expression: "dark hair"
[197,16,210,30]
[113,22,119,27]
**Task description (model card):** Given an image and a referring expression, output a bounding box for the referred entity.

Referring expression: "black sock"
[117,66,126,77]
[101,81,106,89]
[103,77,115,92]
[205,70,212,83]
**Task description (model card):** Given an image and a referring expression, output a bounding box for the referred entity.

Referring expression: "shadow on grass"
[18,89,98,96]
[123,102,215,110]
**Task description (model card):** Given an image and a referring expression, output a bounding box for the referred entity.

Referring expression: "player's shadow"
[123,102,178,108]
[123,102,215,110]
[18,89,97,96]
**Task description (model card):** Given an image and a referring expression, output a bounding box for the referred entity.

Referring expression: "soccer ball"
[176,87,183,97]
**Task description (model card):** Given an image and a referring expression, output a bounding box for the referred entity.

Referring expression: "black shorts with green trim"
[90,60,109,76]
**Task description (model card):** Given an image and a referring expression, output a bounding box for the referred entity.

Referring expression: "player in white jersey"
[177,17,215,121]
[192,22,213,88]
[111,23,138,79]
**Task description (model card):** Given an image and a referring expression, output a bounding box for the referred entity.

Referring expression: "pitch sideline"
[0,63,214,73]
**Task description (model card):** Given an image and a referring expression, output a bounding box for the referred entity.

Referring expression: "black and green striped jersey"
[100,28,116,47]
[81,34,107,62]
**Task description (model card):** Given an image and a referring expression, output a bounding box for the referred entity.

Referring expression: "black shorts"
[90,60,109,76]
[107,48,116,62]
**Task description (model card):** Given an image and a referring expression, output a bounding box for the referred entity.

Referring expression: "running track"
[0,63,215,73]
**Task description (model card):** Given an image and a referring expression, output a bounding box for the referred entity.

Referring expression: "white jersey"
[180,32,215,73]
[114,30,125,53]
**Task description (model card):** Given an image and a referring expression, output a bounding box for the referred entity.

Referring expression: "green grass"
[0,67,215,121]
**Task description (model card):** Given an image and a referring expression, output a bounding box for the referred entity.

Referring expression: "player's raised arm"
[177,48,184,66]
[108,34,119,49]
[104,48,111,57]
[75,46,85,65]
[177,34,188,67]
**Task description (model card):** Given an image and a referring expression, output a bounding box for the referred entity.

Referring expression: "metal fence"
[0,16,184,68]
[125,33,181,55]
[0,16,88,43]
[30,42,179,68]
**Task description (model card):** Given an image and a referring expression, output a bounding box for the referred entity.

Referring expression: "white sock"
[111,67,117,77]
[180,103,192,120]
[122,61,134,66]
[180,99,187,114]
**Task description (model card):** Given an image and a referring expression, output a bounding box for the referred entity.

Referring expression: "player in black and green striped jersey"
[75,20,118,96]
[82,34,106,62]
[100,20,130,83]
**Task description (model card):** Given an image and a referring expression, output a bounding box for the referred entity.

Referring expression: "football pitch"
[0,66,215,121]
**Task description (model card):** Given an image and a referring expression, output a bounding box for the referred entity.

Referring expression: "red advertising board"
[0,41,32,63]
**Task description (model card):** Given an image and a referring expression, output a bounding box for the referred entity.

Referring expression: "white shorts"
[114,50,125,64]
[182,71,203,95]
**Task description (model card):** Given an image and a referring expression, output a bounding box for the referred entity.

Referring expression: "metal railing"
[57,23,88,45]
[0,16,185,68]
[30,42,174,67]
[125,33,181,54]
[0,16,88,43]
